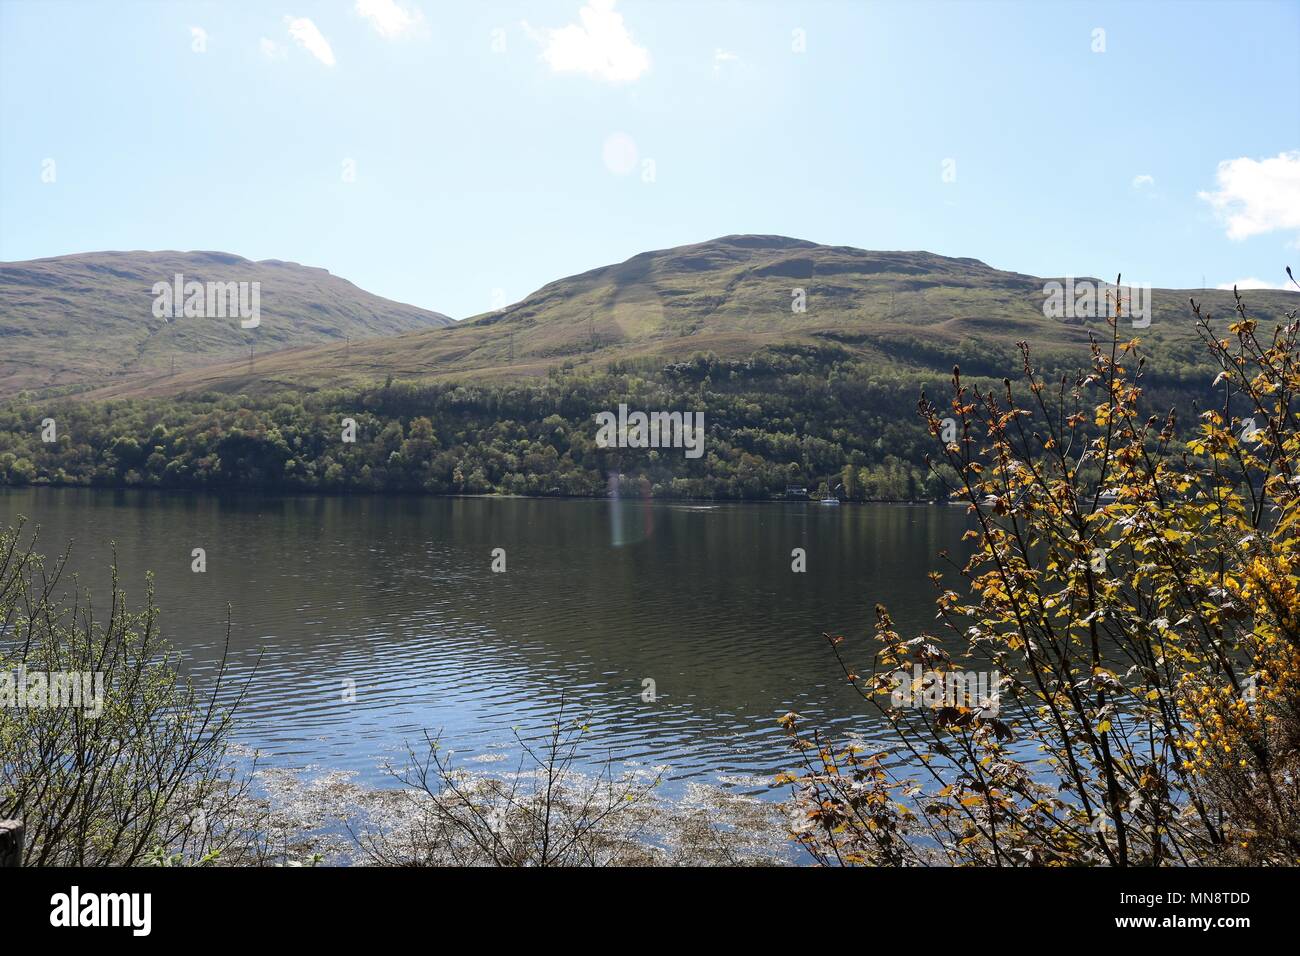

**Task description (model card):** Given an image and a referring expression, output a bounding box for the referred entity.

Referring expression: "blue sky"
[2,0,1297,318]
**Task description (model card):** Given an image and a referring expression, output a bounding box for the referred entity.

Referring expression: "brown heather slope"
[0,250,452,397]
[65,235,1300,401]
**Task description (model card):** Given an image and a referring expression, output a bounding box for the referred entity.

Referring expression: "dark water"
[0,488,973,795]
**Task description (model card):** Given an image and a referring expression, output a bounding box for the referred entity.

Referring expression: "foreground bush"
[784,286,1300,865]
[345,705,785,866]
[0,524,256,865]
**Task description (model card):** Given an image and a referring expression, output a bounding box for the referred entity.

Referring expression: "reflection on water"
[0,488,974,795]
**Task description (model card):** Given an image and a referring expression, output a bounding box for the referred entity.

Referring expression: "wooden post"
[0,820,22,866]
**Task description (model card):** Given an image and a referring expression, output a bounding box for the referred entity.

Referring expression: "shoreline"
[0,482,952,507]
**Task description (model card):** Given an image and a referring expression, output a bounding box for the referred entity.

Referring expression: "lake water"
[0,488,974,796]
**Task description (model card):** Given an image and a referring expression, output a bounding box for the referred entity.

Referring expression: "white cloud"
[713,48,739,74]
[1198,150,1300,241]
[285,16,336,66]
[602,132,638,175]
[1131,174,1154,188]
[1215,277,1295,291]
[525,0,650,84]
[260,37,287,59]
[355,0,422,39]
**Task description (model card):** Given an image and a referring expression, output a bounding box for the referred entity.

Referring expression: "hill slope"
[0,251,452,397]
[5,236,1298,500]
[77,235,1298,401]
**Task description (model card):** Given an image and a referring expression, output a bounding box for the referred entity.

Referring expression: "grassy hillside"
[76,235,1297,402]
[0,250,452,397]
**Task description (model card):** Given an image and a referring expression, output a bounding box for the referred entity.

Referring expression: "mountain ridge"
[79,234,1298,401]
[5,236,1296,402]
[0,250,453,397]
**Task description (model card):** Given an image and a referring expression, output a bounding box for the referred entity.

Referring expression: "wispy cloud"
[713,48,739,74]
[260,37,287,60]
[1215,277,1295,291]
[524,0,650,84]
[1198,151,1300,241]
[1131,174,1154,189]
[285,16,336,66]
[355,0,423,39]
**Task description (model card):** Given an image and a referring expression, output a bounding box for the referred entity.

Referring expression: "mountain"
[0,251,453,397]
[55,235,1300,400]
[7,236,1298,500]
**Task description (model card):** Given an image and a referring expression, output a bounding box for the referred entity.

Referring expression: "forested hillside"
[0,339,1254,500]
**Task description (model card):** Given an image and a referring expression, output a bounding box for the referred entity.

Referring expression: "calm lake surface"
[1,488,974,796]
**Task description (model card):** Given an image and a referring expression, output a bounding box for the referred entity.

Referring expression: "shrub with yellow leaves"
[783,282,1300,866]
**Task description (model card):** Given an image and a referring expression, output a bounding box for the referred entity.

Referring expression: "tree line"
[0,344,1219,501]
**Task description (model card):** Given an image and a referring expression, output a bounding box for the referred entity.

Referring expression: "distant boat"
[819,496,840,506]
